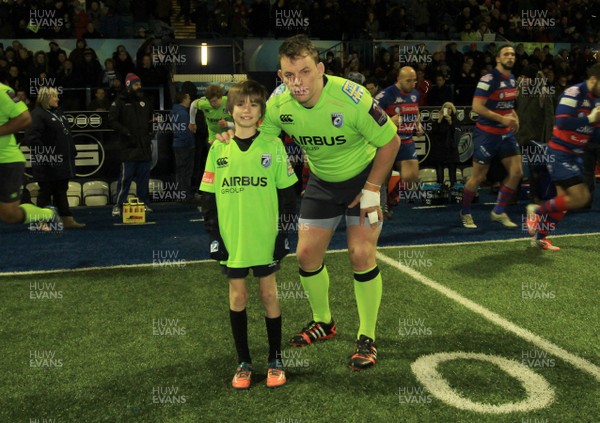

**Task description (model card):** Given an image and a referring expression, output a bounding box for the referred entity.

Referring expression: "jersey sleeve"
[260,97,284,137]
[354,89,398,148]
[474,73,493,99]
[199,144,217,193]
[374,89,390,110]
[2,89,28,118]
[555,86,589,130]
[273,139,298,189]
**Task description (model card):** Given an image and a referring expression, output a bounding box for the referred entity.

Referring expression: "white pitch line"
[376,251,600,382]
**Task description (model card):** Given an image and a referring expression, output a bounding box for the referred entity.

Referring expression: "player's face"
[209,97,222,109]
[397,71,417,92]
[496,47,515,71]
[231,96,261,129]
[278,54,325,107]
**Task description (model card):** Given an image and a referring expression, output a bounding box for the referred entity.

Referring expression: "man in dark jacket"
[171,91,197,202]
[109,73,154,216]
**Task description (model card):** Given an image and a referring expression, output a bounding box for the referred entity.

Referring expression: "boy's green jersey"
[0,83,28,164]
[261,75,398,182]
[200,132,297,268]
[191,96,232,143]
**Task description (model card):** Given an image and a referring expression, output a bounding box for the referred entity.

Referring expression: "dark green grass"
[1,238,599,422]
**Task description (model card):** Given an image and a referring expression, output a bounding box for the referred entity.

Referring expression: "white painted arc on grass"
[376,252,600,382]
[411,352,555,414]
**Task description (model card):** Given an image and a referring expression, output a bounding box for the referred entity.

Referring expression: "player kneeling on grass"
[200,80,298,389]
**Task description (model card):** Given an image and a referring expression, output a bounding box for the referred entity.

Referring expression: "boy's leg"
[258,273,281,362]
[229,278,251,363]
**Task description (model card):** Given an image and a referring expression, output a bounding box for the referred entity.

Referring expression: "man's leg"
[134,161,152,205]
[490,154,523,227]
[115,161,136,207]
[460,162,489,228]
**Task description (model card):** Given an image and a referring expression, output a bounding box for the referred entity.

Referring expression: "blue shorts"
[472,128,520,165]
[547,146,584,189]
[396,141,418,162]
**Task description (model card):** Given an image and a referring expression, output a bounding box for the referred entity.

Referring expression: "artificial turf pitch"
[1,236,599,422]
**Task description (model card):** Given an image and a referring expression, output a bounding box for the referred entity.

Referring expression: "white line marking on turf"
[376,251,600,382]
[113,222,157,226]
[189,218,204,222]
[412,205,448,209]
[3,232,599,276]
[411,352,555,413]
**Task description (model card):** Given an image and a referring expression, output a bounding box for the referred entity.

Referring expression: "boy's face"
[231,96,261,129]
[209,96,222,109]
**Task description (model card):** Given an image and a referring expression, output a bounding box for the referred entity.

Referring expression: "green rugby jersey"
[261,75,397,182]
[200,132,297,268]
[191,96,232,143]
[0,83,28,164]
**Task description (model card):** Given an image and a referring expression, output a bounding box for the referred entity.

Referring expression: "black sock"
[230,309,251,363]
[265,315,282,363]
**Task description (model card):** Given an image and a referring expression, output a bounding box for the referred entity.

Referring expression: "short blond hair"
[36,86,59,109]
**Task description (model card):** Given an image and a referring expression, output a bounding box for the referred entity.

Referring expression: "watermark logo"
[521,281,556,299]
[29,9,63,29]
[521,349,556,368]
[152,45,187,65]
[152,386,187,404]
[29,77,64,96]
[521,418,550,423]
[398,386,432,404]
[398,45,432,64]
[398,250,433,268]
[152,250,187,267]
[519,78,555,98]
[29,418,58,423]
[152,318,186,335]
[30,145,64,167]
[398,318,433,336]
[398,182,435,202]
[275,419,303,423]
[153,113,188,133]
[275,9,309,30]
[276,350,309,368]
[522,144,555,164]
[151,182,188,202]
[30,350,63,368]
[521,10,556,29]
[277,213,301,233]
[521,214,556,235]
[277,280,309,301]
[30,281,63,300]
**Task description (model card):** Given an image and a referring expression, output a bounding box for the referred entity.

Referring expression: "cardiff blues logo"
[261,153,272,168]
[331,112,343,128]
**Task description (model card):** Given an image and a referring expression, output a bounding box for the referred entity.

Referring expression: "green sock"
[299,264,331,324]
[354,266,382,341]
[19,203,54,224]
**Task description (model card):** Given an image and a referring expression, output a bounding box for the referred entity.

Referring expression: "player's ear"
[277,69,283,81]
[317,62,325,75]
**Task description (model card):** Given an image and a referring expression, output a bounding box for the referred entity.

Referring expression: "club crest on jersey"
[261,153,272,168]
[411,95,417,102]
[331,112,344,128]
[140,101,145,107]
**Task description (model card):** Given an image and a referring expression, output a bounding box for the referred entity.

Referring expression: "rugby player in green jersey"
[200,80,298,389]
[0,82,61,230]
[189,85,234,144]
[217,35,400,370]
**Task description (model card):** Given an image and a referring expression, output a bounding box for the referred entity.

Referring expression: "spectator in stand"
[31,51,49,79]
[79,48,103,87]
[69,39,88,68]
[88,87,111,111]
[135,55,161,88]
[230,0,249,37]
[248,0,270,37]
[375,50,394,79]
[155,0,173,25]
[83,22,103,38]
[56,60,82,110]
[455,61,478,106]
[364,77,380,98]
[445,43,464,76]
[114,48,136,84]
[88,1,103,29]
[461,21,479,41]
[324,51,342,76]
[364,10,379,39]
[102,58,119,88]
[214,0,231,34]
[108,78,124,101]
[427,74,453,106]
[15,89,32,109]
[47,41,66,76]
[72,3,89,39]
[415,69,431,107]
[7,65,25,91]
[16,48,33,79]
[100,6,120,38]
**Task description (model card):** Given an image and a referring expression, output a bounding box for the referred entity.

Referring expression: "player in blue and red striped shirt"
[375,66,422,185]
[460,45,523,229]
[526,64,600,250]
